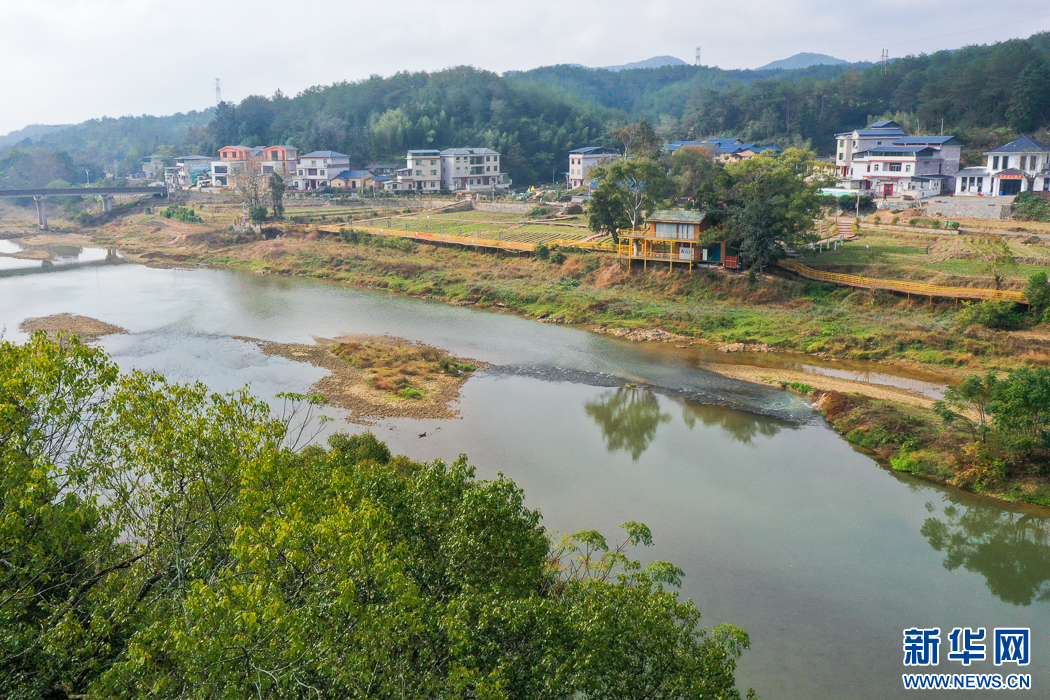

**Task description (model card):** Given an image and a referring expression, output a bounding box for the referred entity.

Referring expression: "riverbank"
[19,313,128,342]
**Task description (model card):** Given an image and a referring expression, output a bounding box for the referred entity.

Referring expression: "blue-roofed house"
[330,170,376,191]
[568,146,620,188]
[664,138,780,163]
[955,135,1050,197]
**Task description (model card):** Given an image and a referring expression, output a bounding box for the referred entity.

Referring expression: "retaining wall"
[926,200,1013,220]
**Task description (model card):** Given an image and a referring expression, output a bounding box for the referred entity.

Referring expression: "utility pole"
[940,117,944,136]
[215,78,222,105]
[695,46,701,66]
[881,49,888,75]
[85,170,90,185]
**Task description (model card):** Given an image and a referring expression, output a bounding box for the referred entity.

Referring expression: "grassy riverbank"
[814,390,1050,508]
[85,211,1050,372]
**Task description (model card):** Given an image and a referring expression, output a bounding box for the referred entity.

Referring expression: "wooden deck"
[778,259,1028,303]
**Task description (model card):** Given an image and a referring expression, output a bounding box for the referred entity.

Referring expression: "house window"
[874,164,880,171]
[839,140,844,147]
[866,164,871,172]
[308,168,317,176]
[838,153,844,161]
[416,170,422,176]
[486,166,491,172]
[298,170,303,176]
[1002,156,1009,169]
[431,170,437,175]
[889,162,902,172]
[905,164,911,172]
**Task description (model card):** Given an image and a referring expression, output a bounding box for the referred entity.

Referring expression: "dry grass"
[330,340,475,397]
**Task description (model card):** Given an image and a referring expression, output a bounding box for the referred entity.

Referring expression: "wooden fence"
[778,259,1028,303]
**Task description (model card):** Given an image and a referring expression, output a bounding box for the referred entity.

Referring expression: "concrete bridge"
[0,186,167,231]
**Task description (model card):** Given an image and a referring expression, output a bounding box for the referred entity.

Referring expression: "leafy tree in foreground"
[268,172,286,221]
[1,334,756,700]
[587,159,668,243]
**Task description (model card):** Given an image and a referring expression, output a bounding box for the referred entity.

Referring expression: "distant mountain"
[757,53,849,71]
[600,56,690,72]
[0,123,72,148]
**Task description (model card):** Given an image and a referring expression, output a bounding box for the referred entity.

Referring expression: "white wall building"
[834,120,905,181]
[292,151,351,190]
[440,148,506,191]
[568,146,619,188]
[955,135,1050,197]
[847,146,954,198]
[396,150,442,190]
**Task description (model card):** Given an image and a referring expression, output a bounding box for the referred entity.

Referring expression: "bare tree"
[231,161,265,210]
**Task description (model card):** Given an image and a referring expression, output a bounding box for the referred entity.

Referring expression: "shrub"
[1025,272,1050,318]
[534,243,550,260]
[955,300,1024,330]
[565,204,583,215]
[398,387,424,400]
[528,205,554,218]
[1013,191,1050,222]
[549,250,567,265]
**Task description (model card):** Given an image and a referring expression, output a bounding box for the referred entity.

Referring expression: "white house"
[847,146,954,198]
[440,148,506,191]
[292,151,351,190]
[954,135,1050,197]
[568,146,620,188]
[834,120,905,181]
[396,150,442,190]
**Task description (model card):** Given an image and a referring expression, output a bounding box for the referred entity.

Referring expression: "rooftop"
[854,146,939,157]
[332,170,374,180]
[440,147,500,156]
[648,209,710,223]
[893,136,959,146]
[407,149,441,156]
[985,135,1050,154]
[300,150,349,158]
[570,146,619,155]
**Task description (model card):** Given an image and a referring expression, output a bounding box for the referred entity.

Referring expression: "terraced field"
[392,211,597,245]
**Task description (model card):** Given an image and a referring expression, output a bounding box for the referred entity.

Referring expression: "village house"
[440,148,506,191]
[954,135,1050,196]
[258,146,298,177]
[165,155,215,188]
[847,146,954,198]
[665,138,781,163]
[834,120,961,196]
[395,150,442,190]
[329,169,375,192]
[568,146,620,189]
[292,151,351,190]
[619,210,738,271]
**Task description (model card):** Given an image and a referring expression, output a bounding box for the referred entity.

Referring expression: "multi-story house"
[166,155,216,188]
[954,135,1050,197]
[292,151,351,190]
[259,146,299,177]
[440,148,506,191]
[846,146,953,198]
[834,120,961,195]
[834,120,906,180]
[395,150,442,190]
[568,146,619,188]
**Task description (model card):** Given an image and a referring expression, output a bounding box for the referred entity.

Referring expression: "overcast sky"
[2,0,1049,136]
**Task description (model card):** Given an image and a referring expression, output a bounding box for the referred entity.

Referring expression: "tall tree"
[587,159,668,241]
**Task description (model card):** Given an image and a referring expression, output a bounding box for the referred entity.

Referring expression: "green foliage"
[268,173,286,220]
[989,366,1050,456]
[549,250,567,265]
[248,204,268,224]
[160,205,203,223]
[1026,272,1050,317]
[587,158,667,241]
[1,336,754,699]
[398,386,425,399]
[527,205,554,218]
[1013,191,1050,222]
[955,300,1024,330]
[534,242,550,260]
[835,194,875,214]
[933,372,999,442]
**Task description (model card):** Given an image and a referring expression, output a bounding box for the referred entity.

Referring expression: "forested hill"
[1,32,1049,187]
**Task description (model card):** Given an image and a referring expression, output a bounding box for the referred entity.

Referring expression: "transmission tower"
[215,78,222,105]
[695,46,701,66]
[881,49,888,74]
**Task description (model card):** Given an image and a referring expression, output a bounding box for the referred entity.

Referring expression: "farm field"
[799,227,1050,291]
[390,210,599,245]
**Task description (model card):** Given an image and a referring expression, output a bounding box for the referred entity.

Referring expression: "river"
[1,244,1047,699]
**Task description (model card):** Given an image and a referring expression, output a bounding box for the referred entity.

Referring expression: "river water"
[1,244,1047,699]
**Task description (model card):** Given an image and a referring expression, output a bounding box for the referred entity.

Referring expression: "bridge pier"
[102,194,114,213]
[33,195,48,231]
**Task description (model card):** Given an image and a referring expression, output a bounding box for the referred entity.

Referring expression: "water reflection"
[677,398,789,444]
[921,499,1050,606]
[584,387,671,461]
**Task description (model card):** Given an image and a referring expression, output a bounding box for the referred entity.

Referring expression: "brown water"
[0,256,1046,699]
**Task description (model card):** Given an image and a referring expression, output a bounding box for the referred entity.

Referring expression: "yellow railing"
[778,260,1028,303]
[310,224,616,253]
